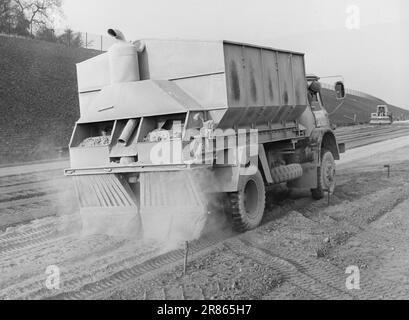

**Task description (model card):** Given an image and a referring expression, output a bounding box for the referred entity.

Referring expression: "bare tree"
[0,0,13,33]
[13,0,62,35]
[36,24,56,42]
[0,0,13,21]
[0,0,10,15]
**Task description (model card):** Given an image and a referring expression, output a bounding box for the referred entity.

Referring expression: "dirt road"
[1,134,409,299]
[0,162,74,231]
[335,122,409,150]
[106,139,409,300]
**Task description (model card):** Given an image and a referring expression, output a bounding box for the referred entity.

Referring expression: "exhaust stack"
[107,29,140,84]
[107,29,126,41]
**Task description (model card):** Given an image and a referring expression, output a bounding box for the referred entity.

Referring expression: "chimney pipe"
[108,29,126,41]
[106,28,140,84]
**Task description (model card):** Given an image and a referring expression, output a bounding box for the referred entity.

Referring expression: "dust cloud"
[45,174,82,235]
[42,166,231,257]
[139,168,231,251]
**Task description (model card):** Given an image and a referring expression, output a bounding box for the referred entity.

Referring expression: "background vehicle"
[370,105,393,125]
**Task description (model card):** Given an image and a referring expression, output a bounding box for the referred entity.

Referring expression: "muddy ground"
[1,137,409,300]
[108,142,409,300]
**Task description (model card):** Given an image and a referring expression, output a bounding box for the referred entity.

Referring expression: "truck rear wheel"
[311,148,336,200]
[228,170,266,232]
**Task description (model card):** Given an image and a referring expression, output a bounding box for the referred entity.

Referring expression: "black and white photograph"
[0,0,409,306]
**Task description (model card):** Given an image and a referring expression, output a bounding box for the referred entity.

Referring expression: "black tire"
[270,164,303,184]
[311,148,336,200]
[227,170,266,232]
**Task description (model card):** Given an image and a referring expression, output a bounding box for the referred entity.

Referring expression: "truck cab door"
[309,91,330,128]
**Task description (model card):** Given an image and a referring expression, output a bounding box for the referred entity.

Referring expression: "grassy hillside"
[321,89,409,125]
[0,35,100,164]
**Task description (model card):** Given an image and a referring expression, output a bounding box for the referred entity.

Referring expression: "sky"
[57,0,409,109]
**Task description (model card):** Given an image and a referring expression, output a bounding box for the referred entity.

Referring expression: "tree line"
[0,0,84,48]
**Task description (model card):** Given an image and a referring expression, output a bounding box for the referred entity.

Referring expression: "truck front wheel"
[311,148,336,200]
[227,170,266,232]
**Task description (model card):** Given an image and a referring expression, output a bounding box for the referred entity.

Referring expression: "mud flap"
[74,174,140,237]
[139,171,208,241]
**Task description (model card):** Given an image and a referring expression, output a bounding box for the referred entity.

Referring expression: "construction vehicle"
[65,29,346,240]
[370,105,393,125]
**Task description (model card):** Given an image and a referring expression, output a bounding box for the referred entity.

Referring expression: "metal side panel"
[78,91,100,119]
[70,147,111,168]
[173,73,229,110]
[139,171,207,241]
[77,53,110,93]
[222,42,308,128]
[140,39,226,80]
[291,54,308,106]
[78,80,203,123]
[224,44,248,108]
[224,42,307,109]
[276,52,296,106]
[261,49,281,107]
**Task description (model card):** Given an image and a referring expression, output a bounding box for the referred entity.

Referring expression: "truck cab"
[306,74,345,129]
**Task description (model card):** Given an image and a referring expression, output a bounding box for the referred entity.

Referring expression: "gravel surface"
[2,136,409,299]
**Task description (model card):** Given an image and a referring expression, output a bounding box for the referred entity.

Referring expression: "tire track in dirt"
[0,196,51,210]
[31,171,409,299]
[104,170,409,300]
[0,234,133,299]
[0,223,55,243]
[45,232,235,300]
[325,198,409,300]
[223,237,355,300]
[0,170,62,187]
[0,215,80,251]
[0,176,66,194]
[0,229,59,255]
[0,188,63,204]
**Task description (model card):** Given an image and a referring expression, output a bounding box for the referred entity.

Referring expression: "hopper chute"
[73,174,141,237]
[139,171,208,241]
[73,170,209,241]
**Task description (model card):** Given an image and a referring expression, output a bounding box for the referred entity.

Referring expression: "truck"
[65,29,346,240]
[370,105,393,125]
